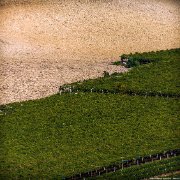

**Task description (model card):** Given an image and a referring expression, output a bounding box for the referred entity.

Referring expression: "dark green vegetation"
[120,52,161,68]
[71,48,180,97]
[0,49,179,179]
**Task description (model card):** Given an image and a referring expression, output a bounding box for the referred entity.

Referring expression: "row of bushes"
[66,149,180,179]
[97,156,180,180]
[118,48,180,68]
[59,85,179,98]
[125,57,159,68]
[121,53,160,68]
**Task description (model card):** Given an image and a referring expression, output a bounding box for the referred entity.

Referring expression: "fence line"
[59,86,179,98]
[65,149,180,180]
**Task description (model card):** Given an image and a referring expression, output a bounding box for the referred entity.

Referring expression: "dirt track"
[0,0,179,104]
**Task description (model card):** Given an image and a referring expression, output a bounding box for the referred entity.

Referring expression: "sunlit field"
[1,49,179,179]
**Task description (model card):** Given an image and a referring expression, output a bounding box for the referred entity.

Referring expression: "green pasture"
[0,48,179,179]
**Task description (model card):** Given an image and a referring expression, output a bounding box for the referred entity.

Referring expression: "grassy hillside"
[0,48,179,179]
[70,49,180,97]
[1,95,179,178]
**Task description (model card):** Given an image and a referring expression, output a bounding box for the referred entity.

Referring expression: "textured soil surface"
[0,0,179,104]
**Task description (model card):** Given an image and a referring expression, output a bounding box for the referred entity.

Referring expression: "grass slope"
[0,48,179,178]
[1,94,179,178]
[70,49,180,97]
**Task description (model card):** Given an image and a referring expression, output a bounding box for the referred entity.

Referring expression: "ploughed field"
[0,0,180,104]
[0,49,179,178]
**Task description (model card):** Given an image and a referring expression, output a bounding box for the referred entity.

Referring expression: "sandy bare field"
[0,0,179,104]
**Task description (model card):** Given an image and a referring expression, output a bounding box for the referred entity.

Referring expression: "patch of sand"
[0,58,128,104]
[0,0,179,104]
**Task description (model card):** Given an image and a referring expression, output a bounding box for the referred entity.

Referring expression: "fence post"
[66,148,179,179]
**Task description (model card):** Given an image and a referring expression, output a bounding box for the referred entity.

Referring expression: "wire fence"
[59,86,179,98]
[65,149,180,180]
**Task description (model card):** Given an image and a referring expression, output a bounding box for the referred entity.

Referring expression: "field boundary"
[65,149,180,180]
[59,87,179,99]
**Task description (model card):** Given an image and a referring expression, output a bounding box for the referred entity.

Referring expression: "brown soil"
[0,0,179,104]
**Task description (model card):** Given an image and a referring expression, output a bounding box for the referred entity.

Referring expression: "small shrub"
[112,61,121,65]
[121,54,128,60]
[127,57,140,67]
[103,71,110,77]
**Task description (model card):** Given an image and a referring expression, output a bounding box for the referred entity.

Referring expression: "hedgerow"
[94,156,180,180]
[67,149,179,179]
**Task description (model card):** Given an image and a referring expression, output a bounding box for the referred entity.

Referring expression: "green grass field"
[0,49,179,179]
[70,49,180,97]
